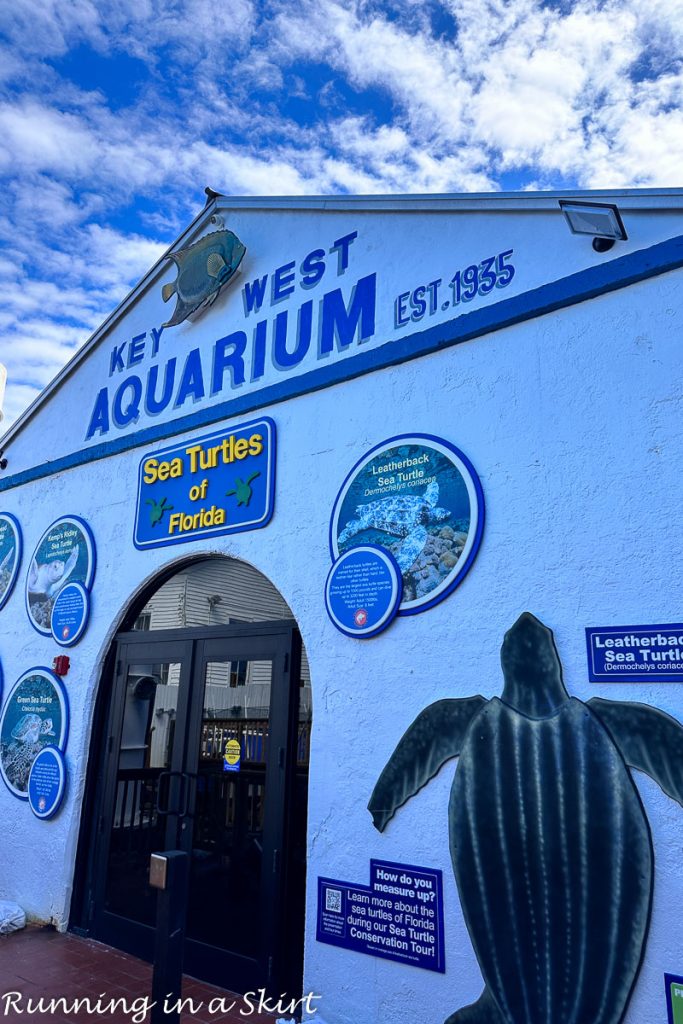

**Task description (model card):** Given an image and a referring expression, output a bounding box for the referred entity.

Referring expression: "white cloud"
[0,0,256,63]
[1,382,46,427]
[2,0,683,428]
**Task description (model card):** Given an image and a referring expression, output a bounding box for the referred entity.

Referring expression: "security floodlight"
[559,200,628,253]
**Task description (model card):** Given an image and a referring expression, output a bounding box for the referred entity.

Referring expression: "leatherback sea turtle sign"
[330,435,484,615]
[369,613,683,1024]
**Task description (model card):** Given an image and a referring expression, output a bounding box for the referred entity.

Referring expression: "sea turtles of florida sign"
[0,668,68,800]
[330,434,484,615]
[134,416,275,549]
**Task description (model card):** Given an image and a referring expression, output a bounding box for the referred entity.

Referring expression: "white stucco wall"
[0,195,681,1024]
[5,192,683,476]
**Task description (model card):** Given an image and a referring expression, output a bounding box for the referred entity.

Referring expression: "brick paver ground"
[0,927,276,1024]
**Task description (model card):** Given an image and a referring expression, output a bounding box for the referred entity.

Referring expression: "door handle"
[157,770,197,818]
[177,772,197,820]
[156,771,170,815]
[156,770,184,816]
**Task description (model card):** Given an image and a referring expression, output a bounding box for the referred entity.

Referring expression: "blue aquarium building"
[0,188,682,1024]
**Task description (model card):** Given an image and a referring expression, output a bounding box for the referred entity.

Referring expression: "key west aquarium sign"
[134,417,275,549]
[86,230,374,440]
[84,226,518,444]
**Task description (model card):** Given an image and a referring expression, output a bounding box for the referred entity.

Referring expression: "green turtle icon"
[226,471,260,507]
[146,497,174,526]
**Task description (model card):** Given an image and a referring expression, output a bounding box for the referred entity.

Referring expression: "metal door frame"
[73,619,303,995]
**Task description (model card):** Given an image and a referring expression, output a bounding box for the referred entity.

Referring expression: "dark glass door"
[91,638,192,956]
[88,624,306,996]
[182,634,290,991]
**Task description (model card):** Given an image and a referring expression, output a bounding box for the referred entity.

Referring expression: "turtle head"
[501,612,569,716]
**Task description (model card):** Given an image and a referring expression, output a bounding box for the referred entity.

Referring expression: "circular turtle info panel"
[325,546,403,639]
[0,513,22,612]
[26,516,96,636]
[51,582,90,647]
[28,746,66,820]
[330,435,485,616]
[0,668,69,800]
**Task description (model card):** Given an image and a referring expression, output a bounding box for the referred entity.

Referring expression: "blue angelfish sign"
[134,417,275,549]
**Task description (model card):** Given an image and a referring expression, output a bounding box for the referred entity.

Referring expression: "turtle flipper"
[338,519,362,546]
[368,696,486,831]
[395,524,428,571]
[588,697,683,807]
[445,987,504,1024]
[424,480,439,507]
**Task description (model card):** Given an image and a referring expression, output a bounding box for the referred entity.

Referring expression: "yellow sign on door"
[223,738,241,772]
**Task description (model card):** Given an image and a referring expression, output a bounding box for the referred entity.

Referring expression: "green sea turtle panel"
[0,669,68,799]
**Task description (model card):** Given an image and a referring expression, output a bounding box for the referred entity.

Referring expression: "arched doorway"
[72,557,311,997]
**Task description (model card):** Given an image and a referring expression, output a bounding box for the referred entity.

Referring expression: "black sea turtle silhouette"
[368,612,683,1024]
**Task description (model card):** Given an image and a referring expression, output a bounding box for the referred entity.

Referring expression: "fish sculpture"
[369,612,683,1024]
[338,480,450,571]
[28,545,79,598]
[161,229,246,327]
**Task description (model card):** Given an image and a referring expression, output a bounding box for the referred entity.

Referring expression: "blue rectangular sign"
[586,623,683,682]
[316,859,445,973]
[134,417,275,549]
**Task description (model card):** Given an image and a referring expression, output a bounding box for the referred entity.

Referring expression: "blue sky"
[0,0,682,429]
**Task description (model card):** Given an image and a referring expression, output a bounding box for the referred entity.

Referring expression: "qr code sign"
[325,888,342,913]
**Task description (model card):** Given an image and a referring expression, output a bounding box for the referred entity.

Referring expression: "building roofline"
[2,227,683,493]
[3,185,683,448]
[211,187,683,212]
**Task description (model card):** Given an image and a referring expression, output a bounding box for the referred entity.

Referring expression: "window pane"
[104,662,181,924]
[132,558,297,630]
[186,659,273,959]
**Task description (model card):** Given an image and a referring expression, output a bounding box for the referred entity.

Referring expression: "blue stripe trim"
[2,233,682,493]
